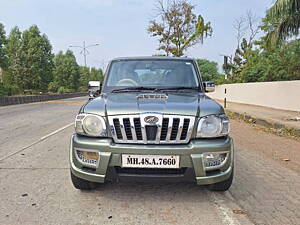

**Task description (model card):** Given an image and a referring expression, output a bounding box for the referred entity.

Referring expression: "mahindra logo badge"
[144,116,159,124]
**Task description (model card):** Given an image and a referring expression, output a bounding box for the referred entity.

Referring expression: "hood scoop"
[137,93,168,101]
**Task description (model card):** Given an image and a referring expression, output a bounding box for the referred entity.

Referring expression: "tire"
[70,170,97,190]
[208,169,233,192]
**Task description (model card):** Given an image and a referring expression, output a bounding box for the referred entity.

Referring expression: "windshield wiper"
[111,87,157,93]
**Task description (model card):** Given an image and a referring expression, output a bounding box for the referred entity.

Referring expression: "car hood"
[82,92,224,117]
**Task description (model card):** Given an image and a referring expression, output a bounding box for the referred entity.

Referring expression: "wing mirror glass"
[203,81,215,93]
[88,81,101,99]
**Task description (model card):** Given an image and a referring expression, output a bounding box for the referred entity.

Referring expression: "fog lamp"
[76,150,100,168]
[203,152,228,170]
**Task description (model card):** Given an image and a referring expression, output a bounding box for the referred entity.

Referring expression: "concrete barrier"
[0,92,87,106]
[207,80,300,112]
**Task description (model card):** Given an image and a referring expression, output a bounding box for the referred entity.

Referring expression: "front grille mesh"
[108,115,195,144]
[123,118,132,140]
[170,118,180,140]
[133,118,143,140]
[160,118,169,141]
[181,119,190,140]
[115,167,187,175]
[113,119,122,139]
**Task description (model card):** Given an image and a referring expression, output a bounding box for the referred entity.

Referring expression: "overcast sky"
[0,0,274,70]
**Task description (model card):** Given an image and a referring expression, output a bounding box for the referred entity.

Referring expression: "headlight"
[197,114,229,138]
[75,113,107,137]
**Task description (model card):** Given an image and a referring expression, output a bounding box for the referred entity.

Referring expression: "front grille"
[123,118,132,140]
[180,119,190,140]
[145,125,158,140]
[113,119,122,139]
[115,167,187,175]
[170,118,180,140]
[160,118,169,141]
[108,114,195,144]
[133,118,143,140]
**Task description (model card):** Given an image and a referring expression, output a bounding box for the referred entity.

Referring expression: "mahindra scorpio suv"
[70,57,234,191]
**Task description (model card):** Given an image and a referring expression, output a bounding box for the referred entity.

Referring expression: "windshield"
[105,60,200,89]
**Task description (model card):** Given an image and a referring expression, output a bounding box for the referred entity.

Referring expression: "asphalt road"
[0,97,300,225]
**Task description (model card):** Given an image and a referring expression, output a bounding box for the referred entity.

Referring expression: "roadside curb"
[0,92,86,107]
[226,110,300,138]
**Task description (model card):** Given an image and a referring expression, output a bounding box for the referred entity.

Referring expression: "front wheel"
[207,170,233,192]
[70,170,97,190]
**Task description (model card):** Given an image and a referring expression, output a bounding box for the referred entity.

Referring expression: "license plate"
[122,154,180,168]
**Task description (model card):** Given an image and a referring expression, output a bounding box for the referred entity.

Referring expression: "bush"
[57,86,66,94]
[79,86,87,92]
[48,81,59,93]
[0,83,20,96]
[30,89,42,95]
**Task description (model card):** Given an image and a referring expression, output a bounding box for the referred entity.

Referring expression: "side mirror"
[88,81,101,99]
[203,81,215,93]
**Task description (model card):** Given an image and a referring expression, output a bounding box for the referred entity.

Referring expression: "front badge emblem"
[144,116,159,124]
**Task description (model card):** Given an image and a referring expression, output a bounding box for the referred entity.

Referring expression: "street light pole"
[69,41,99,67]
[83,41,87,67]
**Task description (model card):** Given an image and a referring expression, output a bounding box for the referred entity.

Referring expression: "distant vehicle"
[70,57,234,192]
[88,81,101,99]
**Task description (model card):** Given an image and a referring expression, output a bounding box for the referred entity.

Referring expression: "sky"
[0,0,275,70]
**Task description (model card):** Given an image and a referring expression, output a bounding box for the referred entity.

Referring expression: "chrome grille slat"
[119,118,127,141]
[180,119,190,140]
[185,118,194,142]
[155,124,162,143]
[129,117,137,141]
[176,118,184,141]
[141,124,147,144]
[165,117,173,142]
[108,114,195,144]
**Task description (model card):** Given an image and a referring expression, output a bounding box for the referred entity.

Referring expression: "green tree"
[51,50,80,92]
[90,67,103,82]
[196,59,221,82]
[148,0,212,57]
[5,25,53,91]
[240,39,300,82]
[79,66,90,88]
[220,3,300,85]
[79,66,103,90]
[4,26,23,85]
[0,23,6,70]
[266,0,300,45]
[19,25,53,90]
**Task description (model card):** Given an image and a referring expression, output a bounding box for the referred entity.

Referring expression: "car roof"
[111,56,195,61]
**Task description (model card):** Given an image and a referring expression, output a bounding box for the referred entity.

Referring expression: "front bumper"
[70,135,234,185]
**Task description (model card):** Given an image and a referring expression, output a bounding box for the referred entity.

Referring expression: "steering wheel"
[116,79,138,86]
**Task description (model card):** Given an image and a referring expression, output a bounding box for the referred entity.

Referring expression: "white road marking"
[40,123,73,140]
[0,122,73,162]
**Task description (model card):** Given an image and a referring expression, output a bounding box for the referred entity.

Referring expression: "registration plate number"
[122,154,180,168]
